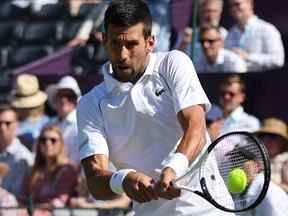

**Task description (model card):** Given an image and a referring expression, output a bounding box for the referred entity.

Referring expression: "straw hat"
[11,74,47,109]
[254,118,288,141]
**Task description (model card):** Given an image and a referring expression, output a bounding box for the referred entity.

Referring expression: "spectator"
[225,0,285,72]
[194,26,247,73]
[254,118,288,192]
[205,104,224,141]
[68,0,108,47]
[280,159,288,192]
[0,104,34,200]
[147,0,172,52]
[10,74,50,151]
[218,74,260,135]
[0,162,19,216]
[12,0,59,12]
[229,147,288,216]
[24,125,78,210]
[48,76,81,165]
[175,0,227,57]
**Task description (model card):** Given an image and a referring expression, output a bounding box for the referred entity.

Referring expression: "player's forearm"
[82,155,116,200]
[85,169,116,200]
[176,105,206,163]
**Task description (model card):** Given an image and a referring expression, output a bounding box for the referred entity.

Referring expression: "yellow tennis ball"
[227,168,248,194]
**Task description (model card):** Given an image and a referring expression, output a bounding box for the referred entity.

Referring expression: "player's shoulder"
[78,82,107,110]
[160,49,190,61]
[154,50,192,70]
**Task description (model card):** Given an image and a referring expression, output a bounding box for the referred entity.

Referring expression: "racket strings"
[202,133,267,211]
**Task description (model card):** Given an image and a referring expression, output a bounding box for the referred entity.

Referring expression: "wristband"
[162,153,189,178]
[109,169,136,195]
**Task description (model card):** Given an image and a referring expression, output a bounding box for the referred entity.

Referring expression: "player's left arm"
[156,104,206,199]
[176,104,206,162]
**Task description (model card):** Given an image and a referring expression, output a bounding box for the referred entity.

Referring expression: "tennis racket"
[159,131,271,213]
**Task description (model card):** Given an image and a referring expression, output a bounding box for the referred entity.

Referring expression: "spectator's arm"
[247,27,285,69]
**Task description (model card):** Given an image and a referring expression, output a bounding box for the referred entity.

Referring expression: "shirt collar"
[229,106,244,121]
[65,109,76,124]
[5,138,21,155]
[215,48,225,64]
[244,15,258,31]
[103,53,156,93]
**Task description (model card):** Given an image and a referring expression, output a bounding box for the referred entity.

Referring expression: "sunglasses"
[0,121,14,127]
[220,90,240,98]
[199,38,220,45]
[39,137,59,145]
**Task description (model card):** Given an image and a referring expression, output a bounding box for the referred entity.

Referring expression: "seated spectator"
[254,118,288,192]
[12,0,59,12]
[225,0,285,72]
[205,104,224,140]
[147,0,171,52]
[194,26,247,73]
[175,0,227,57]
[10,74,50,151]
[68,0,108,47]
[280,159,288,192]
[48,76,81,165]
[218,74,260,135]
[0,162,19,216]
[23,125,78,210]
[0,104,34,201]
[229,147,288,216]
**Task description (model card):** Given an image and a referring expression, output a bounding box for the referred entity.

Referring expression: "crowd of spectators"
[0,0,288,215]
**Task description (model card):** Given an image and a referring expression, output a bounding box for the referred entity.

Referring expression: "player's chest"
[100,76,174,119]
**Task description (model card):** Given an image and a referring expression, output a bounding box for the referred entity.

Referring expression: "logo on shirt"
[155,88,166,96]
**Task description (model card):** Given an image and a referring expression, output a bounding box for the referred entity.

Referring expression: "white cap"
[57,76,81,97]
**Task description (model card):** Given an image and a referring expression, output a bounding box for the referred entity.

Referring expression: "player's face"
[229,0,253,22]
[200,29,223,61]
[200,2,222,26]
[103,22,155,83]
[219,82,245,115]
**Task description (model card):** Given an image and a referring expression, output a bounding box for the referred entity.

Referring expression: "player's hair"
[220,74,246,93]
[104,0,152,39]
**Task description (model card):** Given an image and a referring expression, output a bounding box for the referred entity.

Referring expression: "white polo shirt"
[77,50,235,216]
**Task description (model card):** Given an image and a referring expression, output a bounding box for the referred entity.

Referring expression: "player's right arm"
[82,153,158,202]
[81,154,114,199]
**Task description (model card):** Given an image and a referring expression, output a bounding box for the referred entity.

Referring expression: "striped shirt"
[225,16,285,72]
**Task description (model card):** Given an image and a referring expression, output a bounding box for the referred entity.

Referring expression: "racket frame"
[172,131,271,212]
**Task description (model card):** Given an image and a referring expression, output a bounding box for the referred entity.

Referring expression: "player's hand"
[123,171,158,203]
[154,167,181,200]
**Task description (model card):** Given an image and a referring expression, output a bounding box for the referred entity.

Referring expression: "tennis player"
[76,0,234,215]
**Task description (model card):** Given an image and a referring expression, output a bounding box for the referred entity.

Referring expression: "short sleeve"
[76,92,109,161]
[161,50,211,113]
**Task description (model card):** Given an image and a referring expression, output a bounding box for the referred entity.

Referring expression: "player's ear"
[146,35,155,52]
